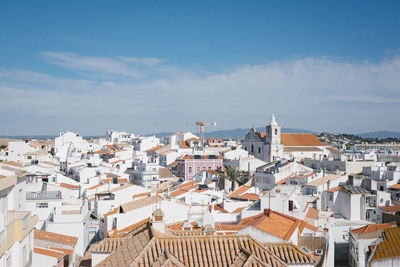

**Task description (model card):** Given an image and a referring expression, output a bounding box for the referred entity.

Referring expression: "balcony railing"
[26,191,62,200]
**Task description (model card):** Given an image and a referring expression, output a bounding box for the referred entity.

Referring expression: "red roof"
[305,207,319,220]
[60,183,80,189]
[227,185,251,199]
[34,247,64,259]
[352,223,392,234]
[281,133,325,147]
[379,205,400,212]
[34,229,78,246]
[145,145,164,152]
[327,186,342,192]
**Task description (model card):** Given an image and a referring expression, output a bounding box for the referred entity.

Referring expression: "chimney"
[263,209,271,217]
[152,208,165,233]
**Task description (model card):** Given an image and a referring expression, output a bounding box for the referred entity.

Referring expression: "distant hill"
[356,131,400,139]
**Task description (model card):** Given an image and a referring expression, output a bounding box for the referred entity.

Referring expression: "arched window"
[189,167,192,174]
[251,144,254,153]
[275,129,278,135]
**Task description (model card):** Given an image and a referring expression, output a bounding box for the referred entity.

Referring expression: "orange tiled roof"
[59,183,80,189]
[34,247,64,259]
[166,221,202,231]
[1,161,22,167]
[263,243,315,265]
[227,185,251,198]
[390,184,400,190]
[379,205,400,212]
[88,184,104,190]
[132,192,151,199]
[178,141,190,149]
[281,133,325,147]
[109,159,123,164]
[305,207,319,220]
[238,193,260,201]
[97,234,287,267]
[34,229,78,246]
[104,207,119,217]
[326,186,342,192]
[352,223,392,234]
[50,247,74,255]
[370,227,400,261]
[146,145,164,152]
[108,218,151,238]
[217,210,317,240]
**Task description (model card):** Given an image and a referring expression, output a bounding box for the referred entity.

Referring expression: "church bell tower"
[264,114,284,162]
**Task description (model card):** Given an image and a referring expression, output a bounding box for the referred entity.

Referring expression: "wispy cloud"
[1,53,400,135]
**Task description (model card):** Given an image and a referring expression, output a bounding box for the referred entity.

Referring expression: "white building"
[254,160,313,190]
[54,132,88,164]
[0,169,38,267]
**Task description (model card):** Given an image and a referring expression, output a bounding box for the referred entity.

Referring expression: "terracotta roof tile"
[305,207,319,220]
[281,133,325,147]
[379,205,400,212]
[263,243,315,265]
[227,185,251,198]
[1,161,22,167]
[34,229,78,246]
[390,184,400,190]
[352,223,392,234]
[371,227,400,261]
[97,233,287,267]
[146,145,164,152]
[34,247,64,259]
[59,182,80,189]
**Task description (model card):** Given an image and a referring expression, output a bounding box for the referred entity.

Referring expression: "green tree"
[225,166,242,192]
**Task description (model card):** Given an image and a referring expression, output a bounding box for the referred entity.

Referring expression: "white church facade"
[242,115,331,163]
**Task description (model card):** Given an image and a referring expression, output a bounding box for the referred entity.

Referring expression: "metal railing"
[26,191,62,200]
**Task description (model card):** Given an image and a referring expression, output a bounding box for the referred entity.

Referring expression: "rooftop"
[370,227,400,262]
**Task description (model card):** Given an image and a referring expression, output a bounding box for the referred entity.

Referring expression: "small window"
[189,167,192,174]
[258,147,261,153]
[274,129,278,135]
[36,203,48,208]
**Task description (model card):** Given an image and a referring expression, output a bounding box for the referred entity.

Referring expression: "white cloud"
[1,53,400,135]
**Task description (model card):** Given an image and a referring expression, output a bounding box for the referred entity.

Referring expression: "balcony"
[26,190,62,200]
[0,211,38,257]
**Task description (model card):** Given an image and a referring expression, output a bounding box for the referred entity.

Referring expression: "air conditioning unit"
[315,249,323,256]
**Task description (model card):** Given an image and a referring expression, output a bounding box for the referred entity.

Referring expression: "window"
[208,167,211,170]
[288,200,293,211]
[251,144,254,153]
[18,189,23,209]
[22,245,27,266]
[244,147,247,151]
[274,129,277,135]
[189,167,192,174]
[6,256,12,267]
[36,203,48,208]
[258,147,261,153]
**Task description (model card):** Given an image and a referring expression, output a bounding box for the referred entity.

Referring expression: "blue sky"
[1,1,400,135]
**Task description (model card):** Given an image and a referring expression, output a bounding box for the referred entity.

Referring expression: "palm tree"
[225,166,241,192]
